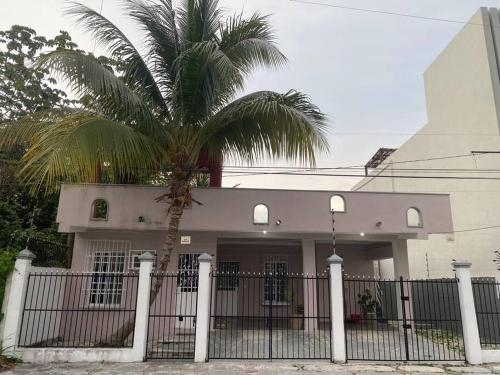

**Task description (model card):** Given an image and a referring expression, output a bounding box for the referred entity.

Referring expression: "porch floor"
[206,325,464,361]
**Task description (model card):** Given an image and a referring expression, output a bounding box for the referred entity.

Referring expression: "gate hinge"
[401,296,410,301]
[403,324,412,329]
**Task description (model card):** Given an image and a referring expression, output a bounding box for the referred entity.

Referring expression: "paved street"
[6,362,500,374]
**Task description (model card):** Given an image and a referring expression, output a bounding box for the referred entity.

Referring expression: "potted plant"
[357,289,377,327]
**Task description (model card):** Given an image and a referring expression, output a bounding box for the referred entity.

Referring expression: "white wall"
[354,8,500,278]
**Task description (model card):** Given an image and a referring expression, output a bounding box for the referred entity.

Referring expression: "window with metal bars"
[177,253,200,292]
[88,251,125,306]
[216,261,240,291]
[264,261,289,303]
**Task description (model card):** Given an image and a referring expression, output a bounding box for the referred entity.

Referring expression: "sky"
[2,0,499,190]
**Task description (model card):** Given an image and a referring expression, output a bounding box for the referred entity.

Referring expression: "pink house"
[57,184,453,278]
[45,184,455,359]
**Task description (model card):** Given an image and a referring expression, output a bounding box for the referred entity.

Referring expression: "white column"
[392,239,410,278]
[452,260,482,365]
[302,239,318,331]
[327,254,346,363]
[392,239,410,326]
[132,251,155,361]
[2,248,35,354]
[194,253,212,362]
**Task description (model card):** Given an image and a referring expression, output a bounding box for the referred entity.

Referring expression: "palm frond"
[17,113,163,191]
[177,0,222,44]
[0,108,79,151]
[35,50,160,135]
[202,90,329,165]
[172,41,243,123]
[123,0,180,97]
[219,13,287,75]
[65,1,168,115]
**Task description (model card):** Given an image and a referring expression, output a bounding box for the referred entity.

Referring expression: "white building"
[354,8,500,278]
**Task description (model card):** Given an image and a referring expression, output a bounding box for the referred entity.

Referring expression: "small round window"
[330,195,346,212]
[253,204,269,224]
[406,207,422,227]
[91,199,108,220]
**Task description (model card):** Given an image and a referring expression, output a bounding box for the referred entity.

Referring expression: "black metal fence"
[208,272,331,360]
[18,272,139,348]
[23,236,70,268]
[344,277,465,362]
[146,273,198,360]
[472,278,500,348]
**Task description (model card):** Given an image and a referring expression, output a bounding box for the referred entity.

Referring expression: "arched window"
[406,207,422,227]
[330,195,346,212]
[91,199,108,220]
[253,204,269,224]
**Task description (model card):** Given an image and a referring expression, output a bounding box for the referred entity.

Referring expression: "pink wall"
[57,185,454,238]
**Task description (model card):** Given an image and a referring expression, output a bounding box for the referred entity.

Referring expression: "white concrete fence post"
[132,251,155,361]
[194,253,212,362]
[452,260,482,365]
[2,248,35,355]
[327,254,346,363]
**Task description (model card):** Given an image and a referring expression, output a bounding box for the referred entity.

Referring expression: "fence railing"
[146,273,198,360]
[208,272,331,360]
[343,277,465,362]
[18,272,139,348]
[472,278,500,348]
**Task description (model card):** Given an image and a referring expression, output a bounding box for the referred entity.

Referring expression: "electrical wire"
[289,0,498,28]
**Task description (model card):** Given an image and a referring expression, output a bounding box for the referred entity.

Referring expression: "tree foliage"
[0,0,331,342]
[0,26,117,315]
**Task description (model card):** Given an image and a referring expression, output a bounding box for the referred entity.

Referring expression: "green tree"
[0,26,124,314]
[0,26,78,122]
[1,0,329,342]
[0,26,84,314]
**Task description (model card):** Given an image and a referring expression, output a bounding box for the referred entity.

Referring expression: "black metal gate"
[146,272,198,360]
[208,272,331,360]
[344,276,465,362]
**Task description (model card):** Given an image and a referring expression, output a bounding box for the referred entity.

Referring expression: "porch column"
[194,253,212,362]
[302,239,318,331]
[2,248,35,355]
[327,254,346,363]
[452,260,482,364]
[392,239,411,326]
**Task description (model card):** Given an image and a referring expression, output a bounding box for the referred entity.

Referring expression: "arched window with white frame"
[253,204,269,224]
[330,195,346,212]
[406,207,423,227]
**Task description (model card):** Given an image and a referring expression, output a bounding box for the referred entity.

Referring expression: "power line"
[221,171,500,180]
[226,152,478,170]
[289,0,496,28]
[223,166,500,173]
[331,132,500,136]
[438,224,500,234]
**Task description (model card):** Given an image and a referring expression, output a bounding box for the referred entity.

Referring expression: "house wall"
[57,185,453,239]
[353,8,500,278]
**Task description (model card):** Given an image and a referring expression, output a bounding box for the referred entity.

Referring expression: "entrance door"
[176,254,200,330]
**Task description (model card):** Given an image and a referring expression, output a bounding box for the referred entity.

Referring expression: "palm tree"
[1,0,329,343]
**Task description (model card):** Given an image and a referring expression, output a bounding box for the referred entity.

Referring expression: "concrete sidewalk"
[6,362,500,374]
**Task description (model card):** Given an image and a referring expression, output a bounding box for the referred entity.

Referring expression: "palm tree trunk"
[98,172,192,346]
